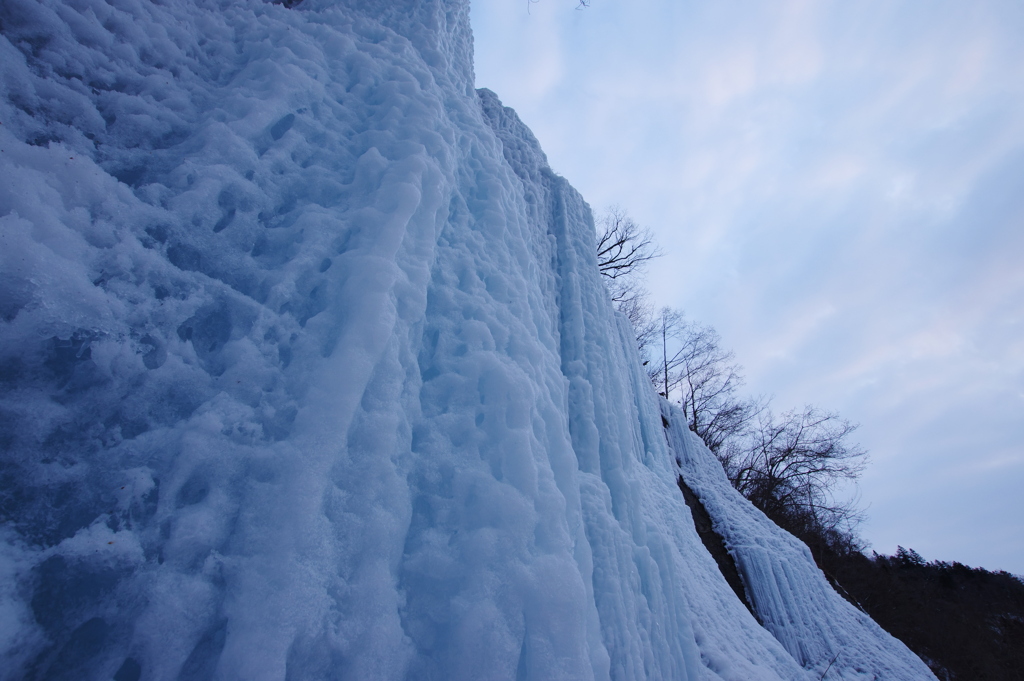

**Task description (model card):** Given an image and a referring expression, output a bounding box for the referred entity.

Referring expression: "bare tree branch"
[721,405,868,548]
[647,310,761,451]
[596,207,661,280]
[594,207,661,358]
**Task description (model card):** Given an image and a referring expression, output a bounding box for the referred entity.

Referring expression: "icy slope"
[664,404,937,680]
[0,0,932,679]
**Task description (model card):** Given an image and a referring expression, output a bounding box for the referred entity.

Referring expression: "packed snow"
[0,0,934,679]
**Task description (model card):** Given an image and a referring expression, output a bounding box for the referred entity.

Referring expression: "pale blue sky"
[471,0,1024,574]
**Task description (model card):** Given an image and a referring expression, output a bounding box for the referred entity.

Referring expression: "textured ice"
[0,0,934,679]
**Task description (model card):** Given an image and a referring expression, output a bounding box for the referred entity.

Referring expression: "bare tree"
[617,285,658,361]
[720,406,867,544]
[648,309,761,452]
[651,307,685,398]
[673,321,761,452]
[595,207,661,355]
[596,207,660,284]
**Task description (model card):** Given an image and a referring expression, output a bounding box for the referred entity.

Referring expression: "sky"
[470,0,1024,575]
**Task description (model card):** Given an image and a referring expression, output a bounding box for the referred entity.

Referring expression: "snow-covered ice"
[0,0,935,678]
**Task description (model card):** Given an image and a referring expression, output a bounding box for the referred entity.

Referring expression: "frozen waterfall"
[0,0,934,679]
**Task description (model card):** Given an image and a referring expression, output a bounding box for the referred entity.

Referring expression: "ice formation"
[0,0,935,679]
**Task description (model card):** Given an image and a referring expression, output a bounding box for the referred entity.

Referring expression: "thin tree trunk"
[662,312,669,399]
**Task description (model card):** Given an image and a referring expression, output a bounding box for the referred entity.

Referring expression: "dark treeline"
[819,547,1024,681]
[596,208,1024,681]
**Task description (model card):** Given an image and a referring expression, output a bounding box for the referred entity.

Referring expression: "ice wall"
[0,0,933,679]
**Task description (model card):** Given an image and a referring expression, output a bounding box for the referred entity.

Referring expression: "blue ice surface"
[0,0,935,679]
